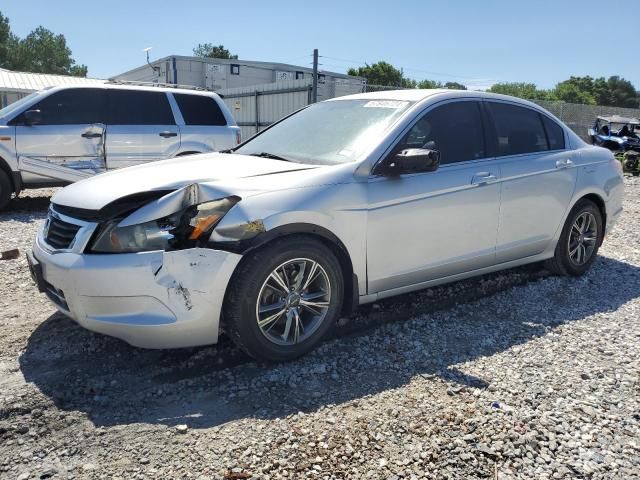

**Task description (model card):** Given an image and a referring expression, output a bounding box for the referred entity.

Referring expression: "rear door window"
[108,90,175,125]
[541,115,565,150]
[16,88,106,125]
[486,102,549,156]
[173,93,227,126]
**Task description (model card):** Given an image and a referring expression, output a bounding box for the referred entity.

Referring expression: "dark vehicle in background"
[589,115,640,176]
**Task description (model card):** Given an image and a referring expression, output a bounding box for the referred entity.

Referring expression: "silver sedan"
[29,89,624,361]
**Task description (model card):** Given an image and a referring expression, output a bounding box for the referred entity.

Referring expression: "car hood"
[52,152,321,211]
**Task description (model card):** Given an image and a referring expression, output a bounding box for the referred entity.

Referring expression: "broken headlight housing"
[89,197,240,253]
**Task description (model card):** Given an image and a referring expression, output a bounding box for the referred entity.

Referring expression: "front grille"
[45,215,81,250]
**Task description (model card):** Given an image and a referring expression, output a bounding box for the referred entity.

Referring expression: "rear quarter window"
[108,90,175,125]
[173,93,227,126]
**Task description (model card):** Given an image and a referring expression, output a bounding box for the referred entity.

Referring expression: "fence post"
[312,48,318,103]
[254,90,259,134]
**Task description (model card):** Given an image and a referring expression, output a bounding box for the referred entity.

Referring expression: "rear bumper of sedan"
[30,233,242,349]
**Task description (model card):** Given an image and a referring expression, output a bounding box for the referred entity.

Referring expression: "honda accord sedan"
[28,90,624,361]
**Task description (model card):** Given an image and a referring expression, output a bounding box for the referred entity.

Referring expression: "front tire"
[0,170,12,211]
[223,236,344,362]
[545,199,603,276]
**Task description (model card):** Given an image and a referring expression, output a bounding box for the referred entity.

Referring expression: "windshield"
[0,91,43,120]
[235,99,413,165]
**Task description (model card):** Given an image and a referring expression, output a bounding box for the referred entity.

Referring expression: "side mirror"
[385,148,440,175]
[23,109,42,126]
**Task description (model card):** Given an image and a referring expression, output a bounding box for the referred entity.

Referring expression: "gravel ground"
[0,179,638,480]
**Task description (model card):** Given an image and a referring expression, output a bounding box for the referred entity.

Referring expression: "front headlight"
[89,196,239,253]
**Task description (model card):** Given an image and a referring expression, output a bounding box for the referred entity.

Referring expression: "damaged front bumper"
[31,230,242,349]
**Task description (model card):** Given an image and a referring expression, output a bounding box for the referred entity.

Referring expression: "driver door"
[14,88,107,182]
[366,100,501,294]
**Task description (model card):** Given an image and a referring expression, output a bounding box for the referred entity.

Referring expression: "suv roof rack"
[105,79,211,92]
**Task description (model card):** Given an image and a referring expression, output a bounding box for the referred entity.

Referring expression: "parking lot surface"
[0,179,638,479]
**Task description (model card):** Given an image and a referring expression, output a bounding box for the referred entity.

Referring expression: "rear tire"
[545,199,603,276]
[223,236,344,362]
[0,170,12,211]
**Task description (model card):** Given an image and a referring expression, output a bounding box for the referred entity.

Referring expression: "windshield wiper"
[248,152,295,162]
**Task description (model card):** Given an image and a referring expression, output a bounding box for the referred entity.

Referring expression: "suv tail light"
[236,130,242,145]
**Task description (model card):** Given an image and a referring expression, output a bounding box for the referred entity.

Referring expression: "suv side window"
[486,102,549,156]
[108,90,175,125]
[399,101,486,165]
[173,93,227,126]
[12,88,106,125]
[541,115,565,150]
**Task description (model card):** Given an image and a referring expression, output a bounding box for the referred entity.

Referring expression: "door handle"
[159,131,178,138]
[471,173,498,185]
[81,131,102,139]
[556,158,574,169]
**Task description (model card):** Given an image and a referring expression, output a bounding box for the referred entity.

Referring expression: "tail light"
[236,130,242,145]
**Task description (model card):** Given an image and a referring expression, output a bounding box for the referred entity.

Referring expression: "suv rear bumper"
[31,233,242,349]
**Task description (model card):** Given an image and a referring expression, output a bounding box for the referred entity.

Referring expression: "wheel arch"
[0,154,18,193]
[219,223,359,316]
[175,150,203,157]
[564,192,607,247]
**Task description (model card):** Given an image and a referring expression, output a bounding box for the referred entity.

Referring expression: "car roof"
[42,82,221,98]
[327,88,551,109]
[597,115,640,125]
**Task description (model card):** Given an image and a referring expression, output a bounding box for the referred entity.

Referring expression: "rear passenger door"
[105,89,180,170]
[485,101,578,263]
[171,93,236,152]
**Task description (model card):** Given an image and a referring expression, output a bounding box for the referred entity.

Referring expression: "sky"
[2,0,639,90]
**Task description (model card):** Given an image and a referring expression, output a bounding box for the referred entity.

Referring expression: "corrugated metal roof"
[0,68,104,92]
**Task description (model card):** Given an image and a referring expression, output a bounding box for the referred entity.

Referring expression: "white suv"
[0,82,240,209]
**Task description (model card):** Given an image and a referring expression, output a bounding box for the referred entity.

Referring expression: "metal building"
[112,55,364,94]
[0,68,104,107]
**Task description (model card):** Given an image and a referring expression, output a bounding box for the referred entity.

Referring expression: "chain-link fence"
[531,100,640,141]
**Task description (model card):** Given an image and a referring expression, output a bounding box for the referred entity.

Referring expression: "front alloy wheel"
[224,237,343,362]
[256,258,331,346]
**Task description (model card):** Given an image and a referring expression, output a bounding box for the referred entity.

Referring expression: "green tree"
[552,80,596,105]
[444,81,467,90]
[551,76,639,107]
[348,61,404,87]
[0,12,10,65]
[0,13,87,76]
[9,27,87,76]
[487,82,552,100]
[192,43,238,59]
[417,79,442,89]
[605,76,639,108]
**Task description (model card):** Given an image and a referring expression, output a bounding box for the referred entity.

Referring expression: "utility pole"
[312,48,319,103]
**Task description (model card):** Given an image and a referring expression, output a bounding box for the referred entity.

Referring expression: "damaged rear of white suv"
[28,90,624,361]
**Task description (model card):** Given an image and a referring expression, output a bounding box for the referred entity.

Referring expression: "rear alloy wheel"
[0,170,12,211]
[546,199,603,276]
[224,237,343,362]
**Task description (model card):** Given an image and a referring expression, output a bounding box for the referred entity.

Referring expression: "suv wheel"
[546,199,603,276]
[224,236,344,362]
[0,170,12,211]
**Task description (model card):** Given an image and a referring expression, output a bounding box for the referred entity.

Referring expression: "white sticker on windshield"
[338,149,354,157]
[363,100,408,109]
